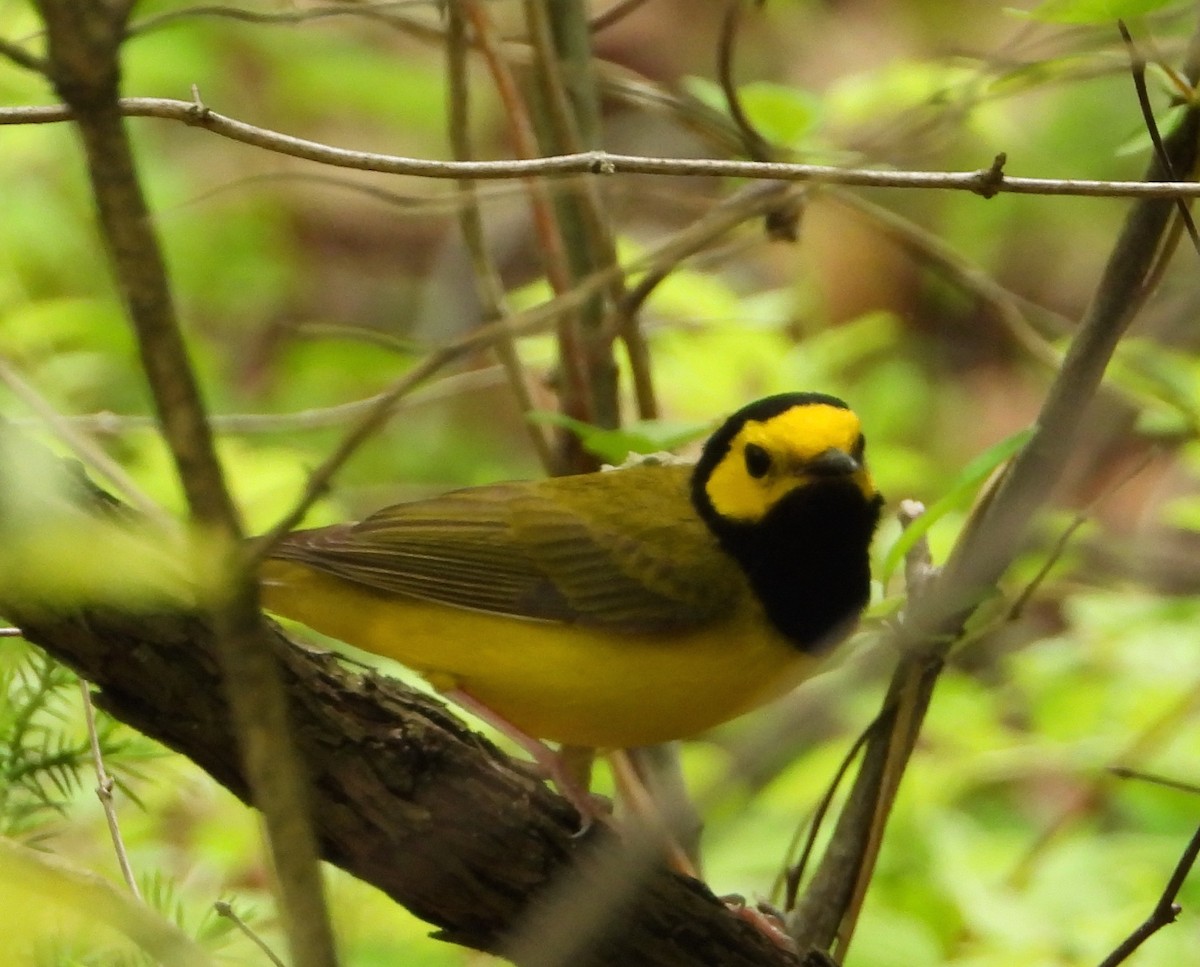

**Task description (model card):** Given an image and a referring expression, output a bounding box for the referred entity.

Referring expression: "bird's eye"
[744,443,772,479]
[852,434,866,462]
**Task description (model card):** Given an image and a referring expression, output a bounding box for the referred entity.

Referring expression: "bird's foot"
[720,894,796,953]
[528,744,613,834]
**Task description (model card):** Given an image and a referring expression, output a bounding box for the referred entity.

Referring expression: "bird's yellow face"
[703,402,876,523]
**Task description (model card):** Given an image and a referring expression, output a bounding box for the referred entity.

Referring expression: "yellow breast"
[261,560,817,748]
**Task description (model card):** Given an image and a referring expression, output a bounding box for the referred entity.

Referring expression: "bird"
[259,392,883,815]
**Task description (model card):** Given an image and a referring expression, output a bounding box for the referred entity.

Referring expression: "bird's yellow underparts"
[260,392,883,783]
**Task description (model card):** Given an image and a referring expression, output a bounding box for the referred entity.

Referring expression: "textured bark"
[4,589,799,967]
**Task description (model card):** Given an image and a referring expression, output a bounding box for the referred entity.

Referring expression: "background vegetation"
[3,0,1200,964]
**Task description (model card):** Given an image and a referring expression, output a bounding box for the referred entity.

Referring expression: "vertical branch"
[80,680,141,899]
[445,2,557,474]
[523,0,661,440]
[460,0,593,440]
[792,18,1200,960]
[30,5,338,967]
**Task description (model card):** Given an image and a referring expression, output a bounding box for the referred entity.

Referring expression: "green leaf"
[1115,102,1190,158]
[527,412,709,465]
[680,78,821,150]
[734,82,822,148]
[880,427,1035,586]
[1021,0,1173,24]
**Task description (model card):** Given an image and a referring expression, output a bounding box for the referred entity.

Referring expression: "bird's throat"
[697,482,882,652]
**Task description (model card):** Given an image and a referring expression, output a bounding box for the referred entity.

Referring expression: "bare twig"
[445,0,556,473]
[1011,681,1200,888]
[214,900,287,967]
[251,347,462,555]
[829,502,937,957]
[128,0,446,37]
[523,0,657,422]
[462,0,592,426]
[830,190,1073,366]
[588,0,654,33]
[717,0,773,163]
[7,366,506,436]
[1109,767,1200,796]
[1119,20,1200,257]
[776,714,879,911]
[79,679,141,898]
[11,98,1200,197]
[523,0,632,436]
[1007,448,1157,621]
[1096,823,1200,967]
[0,38,47,73]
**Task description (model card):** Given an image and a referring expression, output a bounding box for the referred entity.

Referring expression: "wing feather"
[269,466,743,632]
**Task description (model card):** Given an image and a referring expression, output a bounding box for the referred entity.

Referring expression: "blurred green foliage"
[3,0,1200,964]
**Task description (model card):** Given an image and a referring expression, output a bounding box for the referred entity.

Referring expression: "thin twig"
[523,0,656,421]
[776,713,880,911]
[11,98,1200,197]
[830,190,1073,366]
[523,0,634,435]
[1010,682,1200,888]
[1118,20,1200,256]
[214,900,287,967]
[1096,823,1200,967]
[588,0,654,33]
[128,0,443,37]
[461,0,592,424]
[1109,766,1200,796]
[79,679,142,899]
[830,503,938,958]
[7,366,506,436]
[123,0,762,157]
[0,37,47,73]
[836,188,1193,424]
[251,348,460,556]
[717,0,773,162]
[446,0,556,473]
[1007,448,1157,621]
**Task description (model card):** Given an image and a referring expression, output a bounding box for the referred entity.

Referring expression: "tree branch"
[790,16,1200,958]
[0,548,799,967]
[7,98,1200,198]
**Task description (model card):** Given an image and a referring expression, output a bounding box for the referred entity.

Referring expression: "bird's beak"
[805,448,861,477]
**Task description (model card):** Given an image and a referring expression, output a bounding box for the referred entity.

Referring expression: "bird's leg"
[607,749,700,877]
[443,688,609,828]
[611,751,796,953]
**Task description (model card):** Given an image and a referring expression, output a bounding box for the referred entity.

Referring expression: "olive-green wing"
[268,466,742,633]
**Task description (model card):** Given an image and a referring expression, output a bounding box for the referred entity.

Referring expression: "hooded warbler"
[261,393,882,762]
